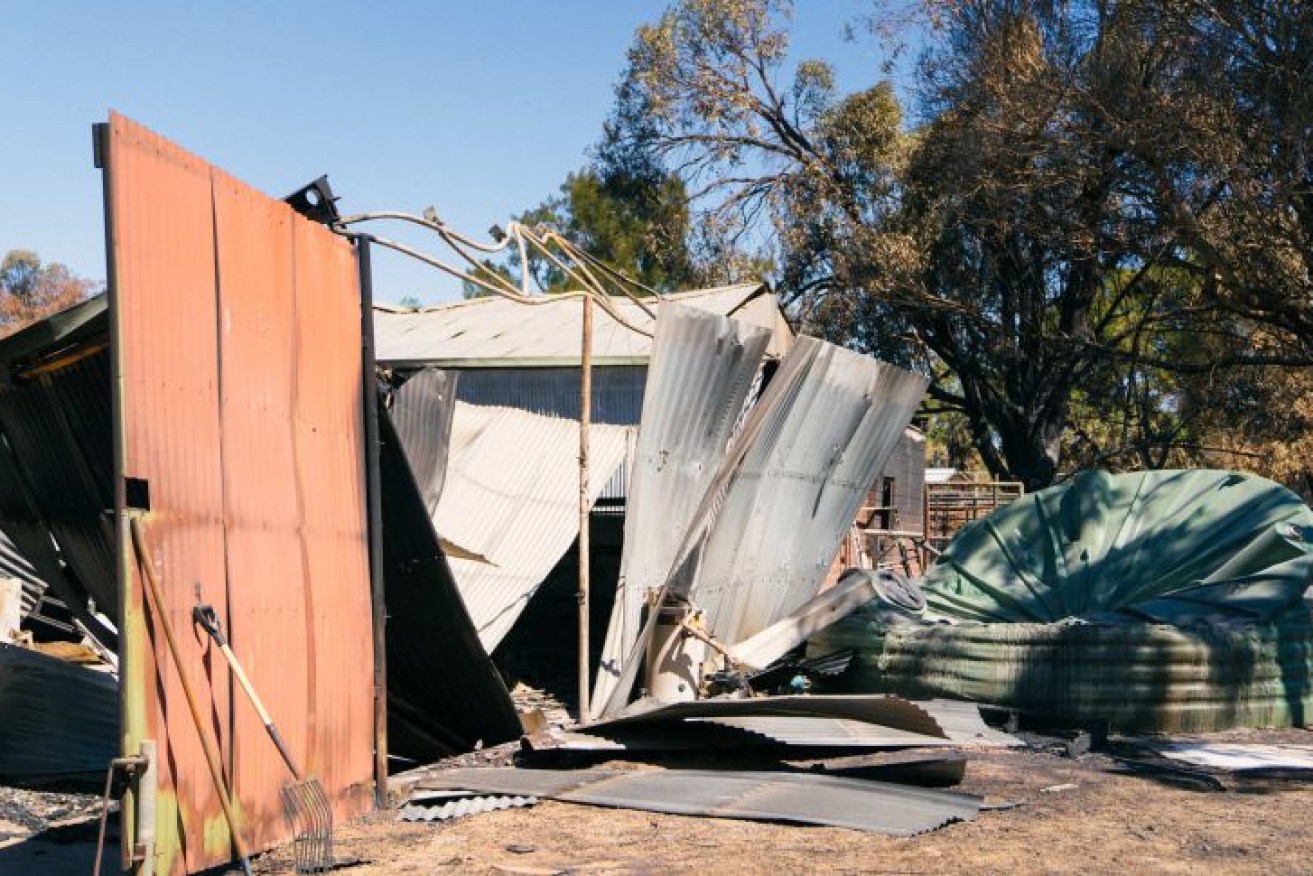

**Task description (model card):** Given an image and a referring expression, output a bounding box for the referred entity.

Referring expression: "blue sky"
[2,2,907,303]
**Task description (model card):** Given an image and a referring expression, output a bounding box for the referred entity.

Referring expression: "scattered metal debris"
[416,767,981,836]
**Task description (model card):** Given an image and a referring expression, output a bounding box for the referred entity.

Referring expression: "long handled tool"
[193,594,334,874]
[129,516,254,876]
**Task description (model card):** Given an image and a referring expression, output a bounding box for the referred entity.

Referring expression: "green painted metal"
[812,470,1313,732]
[922,469,1313,624]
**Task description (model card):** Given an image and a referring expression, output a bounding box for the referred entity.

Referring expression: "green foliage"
[605,0,1313,492]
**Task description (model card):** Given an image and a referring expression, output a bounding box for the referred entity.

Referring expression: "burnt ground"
[8,724,1313,875]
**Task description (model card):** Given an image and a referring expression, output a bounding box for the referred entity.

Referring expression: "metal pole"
[577,295,593,722]
[356,237,389,808]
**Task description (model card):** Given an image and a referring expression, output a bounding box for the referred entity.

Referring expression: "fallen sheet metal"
[426,402,632,650]
[678,337,929,647]
[1147,742,1313,771]
[914,700,1021,748]
[418,767,981,835]
[379,408,521,763]
[399,791,538,822]
[593,303,771,716]
[599,335,927,716]
[0,642,117,779]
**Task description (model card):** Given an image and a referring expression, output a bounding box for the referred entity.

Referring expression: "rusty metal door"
[101,112,374,874]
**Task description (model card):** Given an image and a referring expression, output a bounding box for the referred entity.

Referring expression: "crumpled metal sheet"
[599,332,927,716]
[432,402,632,650]
[418,767,981,836]
[399,791,538,822]
[679,337,928,645]
[593,303,771,715]
[379,409,521,763]
[922,469,1313,624]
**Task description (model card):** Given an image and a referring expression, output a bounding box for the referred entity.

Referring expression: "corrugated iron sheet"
[592,304,770,714]
[678,337,929,647]
[398,792,538,822]
[104,112,374,873]
[0,530,47,617]
[421,401,631,650]
[378,408,521,763]
[0,642,118,779]
[374,284,789,368]
[392,369,459,515]
[599,332,927,716]
[452,365,647,426]
[418,767,981,836]
[0,350,116,621]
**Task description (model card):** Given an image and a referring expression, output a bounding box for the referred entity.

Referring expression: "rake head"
[281,776,334,874]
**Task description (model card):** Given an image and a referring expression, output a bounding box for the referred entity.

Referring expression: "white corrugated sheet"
[435,402,633,650]
[592,304,771,714]
[375,284,792,367]
[598,329,928,717]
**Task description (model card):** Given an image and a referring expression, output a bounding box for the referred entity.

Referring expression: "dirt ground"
[6,726,1313,875]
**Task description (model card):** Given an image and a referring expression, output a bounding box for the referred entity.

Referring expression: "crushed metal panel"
[420,767,980,836]
[392,368,459,515]
[0,643,118,779]
[599,337,927,716]
[104,112,374,873]
[378,408,521,763]
[374,283,786,368]
[427,402,631,650]
[682,338,929,647]
[593,303,770,716]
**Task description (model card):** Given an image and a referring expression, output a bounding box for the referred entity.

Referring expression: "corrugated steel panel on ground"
[418,767,980,836]
[425,402,632,650]
[597,694,950,740]
[593,304,770,716]
[104,113,374,874]
[0,643,117,779]
[378,408,521,763]
[912,699,1021,747]
[374,284,789,367]
[398,792,538,822]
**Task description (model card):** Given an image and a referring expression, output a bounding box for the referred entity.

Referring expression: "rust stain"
[104,112,374,874]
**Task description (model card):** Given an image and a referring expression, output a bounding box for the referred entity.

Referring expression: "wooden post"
[577,295,593,722]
